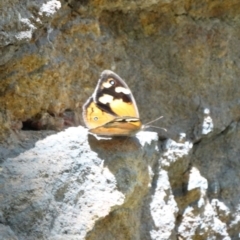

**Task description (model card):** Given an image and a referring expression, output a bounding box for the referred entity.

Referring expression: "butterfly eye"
[93,117,98,121]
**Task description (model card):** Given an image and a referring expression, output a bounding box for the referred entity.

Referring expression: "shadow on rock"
[0,130,57,162]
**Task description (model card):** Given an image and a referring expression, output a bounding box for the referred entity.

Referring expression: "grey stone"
[0,0,240,239]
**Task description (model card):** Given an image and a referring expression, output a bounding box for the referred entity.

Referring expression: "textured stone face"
[1,0,240,138]
[1,0,240,239]
[0,129,159,239]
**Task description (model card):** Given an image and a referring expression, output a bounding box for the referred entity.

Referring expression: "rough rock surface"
[1,0,240,239]
[0,128,189,240]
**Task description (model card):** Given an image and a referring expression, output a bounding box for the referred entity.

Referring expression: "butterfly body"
[82,70,142,136]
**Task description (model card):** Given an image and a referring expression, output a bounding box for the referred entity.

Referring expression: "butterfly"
[82,70,163,136]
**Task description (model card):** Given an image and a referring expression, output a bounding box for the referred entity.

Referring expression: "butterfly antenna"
[144,116,164,126]
[143,116,167,132]
[145,125,167,132]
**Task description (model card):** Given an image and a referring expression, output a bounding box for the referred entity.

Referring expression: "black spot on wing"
[98,70,133,103]
[94,87,133,116]
[92,70,137,116]
[96,102,117,116]
[96,87,132,103]
[101,70,128,88]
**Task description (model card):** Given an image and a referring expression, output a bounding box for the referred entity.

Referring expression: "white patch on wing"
[115,118,125,122]
[98,94,114,104]
[115,86,131,94]
[125,118,139,122]
[102,82,112,88]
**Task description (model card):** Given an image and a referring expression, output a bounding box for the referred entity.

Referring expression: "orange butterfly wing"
[82,70,142,136]
[89,117,142,136]
[82,97,115,129]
